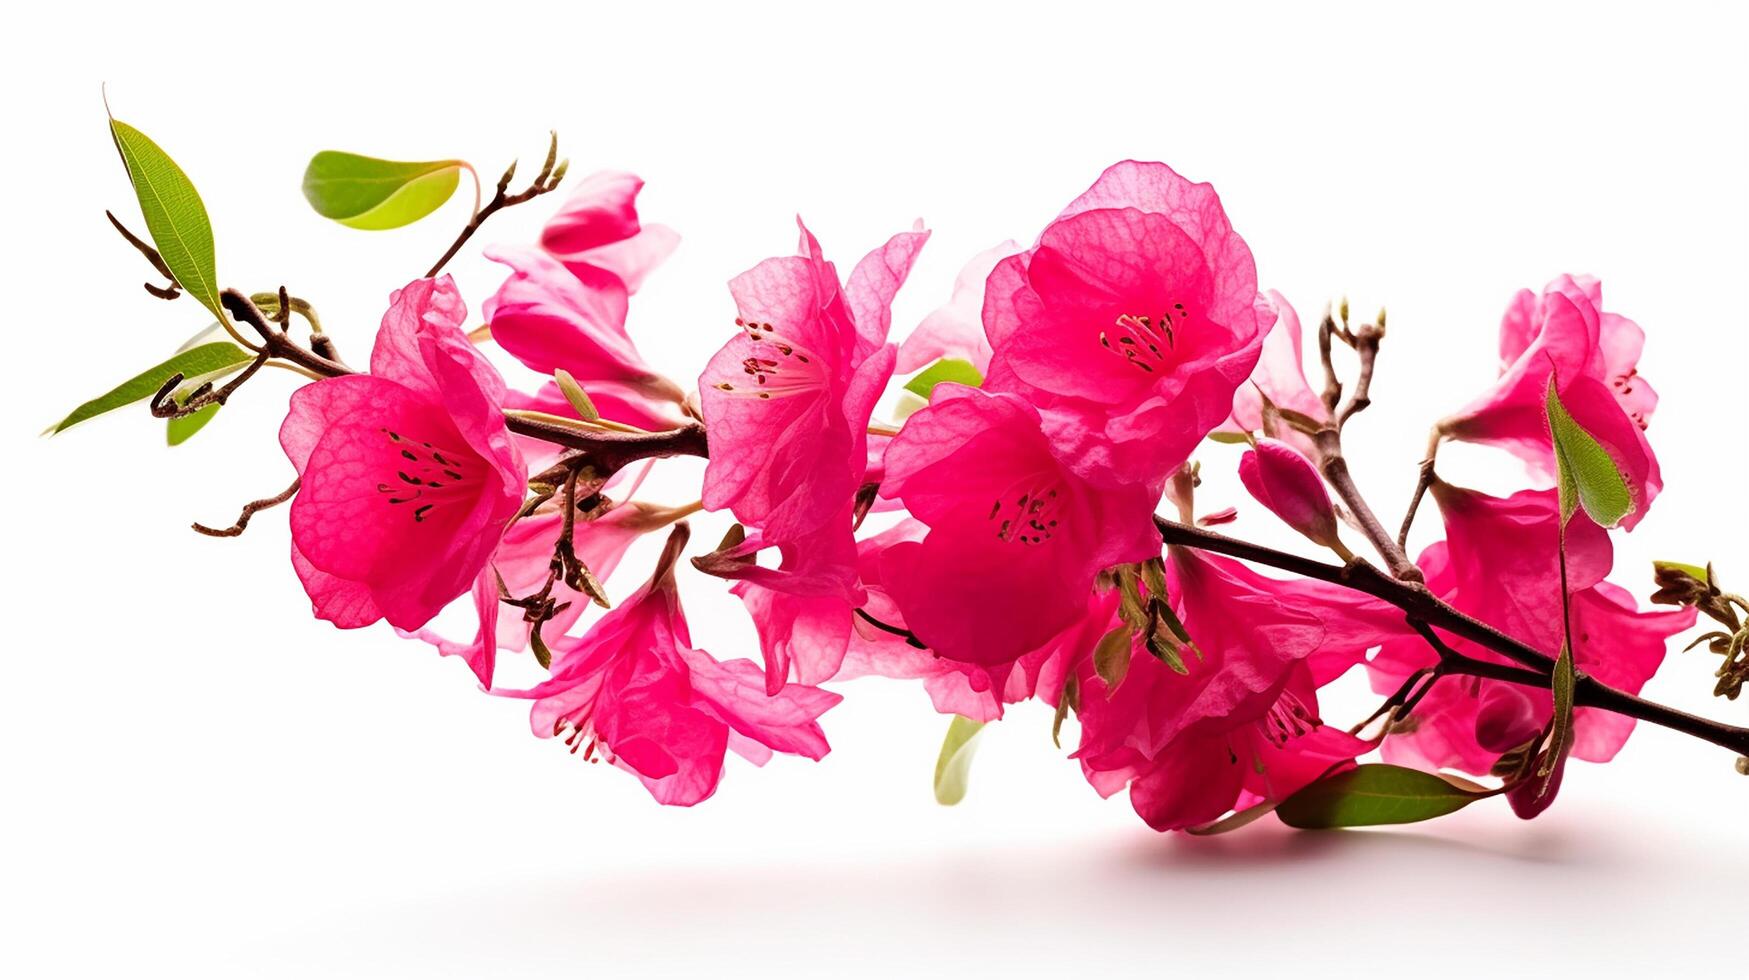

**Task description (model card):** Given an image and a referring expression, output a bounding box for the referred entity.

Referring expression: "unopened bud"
[1238,438,1341,551]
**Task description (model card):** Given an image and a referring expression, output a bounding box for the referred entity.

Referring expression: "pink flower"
[878,386,1160,669]
[982,160,1267,485]
[497,526,841,806]
[1072,550,1382,831]
[539,170,679,294]
[696,220,928,689]
[482,169,685,412]
[699,220,926,540]
[1238,438,1342,551]
[281,277,525,655]
[896,240,1020,377]
[403,463,658,684]
[482,246,684,406]
[1219,290,1329,456]
[1442,276,1661,528]
[692,508,865,693]
[836,520,1109,721]
[1369,483,1696,786]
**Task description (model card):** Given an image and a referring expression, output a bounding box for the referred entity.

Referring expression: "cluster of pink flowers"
[280,162,1695,825]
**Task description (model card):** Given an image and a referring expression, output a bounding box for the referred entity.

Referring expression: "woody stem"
[1154,516,1749,758]
[218,289,710,474]
[1312,426,1423,583]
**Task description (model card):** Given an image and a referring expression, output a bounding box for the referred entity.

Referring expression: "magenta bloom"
[693,508,865,693]
[539,170,679,293]
[878,386,1160,669]
[1369,483,1696,789]
[403,464,656,684]
[1238,437,1341,551]
[482,169,684,413]
[483,246,683,405]
[699,220,926,540]
[696,220,928,690]
[982,160,1267,484]
[837,520,1112,720]
[281,277,525,659]
[1073,550,1383,831]
[498,527,841,806]
[1442,276,1661,528]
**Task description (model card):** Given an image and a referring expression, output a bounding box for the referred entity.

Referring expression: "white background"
[4,2,1746,976]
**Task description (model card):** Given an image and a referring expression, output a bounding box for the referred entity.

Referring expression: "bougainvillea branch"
[57,103,1742,836]
[1153,517,1749,757]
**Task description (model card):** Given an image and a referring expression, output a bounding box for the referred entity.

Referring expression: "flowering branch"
[192,479,301,537]
[1154,516,1749,757]
[217,288,709,473]
[76,110,1735,832]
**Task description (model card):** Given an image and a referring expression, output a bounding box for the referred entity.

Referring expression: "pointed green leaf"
[49,342,254,434]
[302,152,467,230]
[1539,642,1576,790]
[110,119,224,321]
[1276,764,1496,829]
[1545,380,1633,527]
[167,404,220,444]
[933,715,987,805]
[903,357,983,400]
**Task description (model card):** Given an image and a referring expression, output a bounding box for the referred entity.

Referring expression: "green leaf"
[1539,642,1577,790]
[48,342,254,434]
[1276,764,1496,829]
[903,357,983,400]
[933,715,987,806]
[110,119,224,321]
[167,404,220,445]
[302,152,467,230]
[1545,380,1634,527]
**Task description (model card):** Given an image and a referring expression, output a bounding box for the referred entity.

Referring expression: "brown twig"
[1154,515,1749,758]
[193,479,301,537]
[106,210,180,300]
[1308,305,1423,582]
[854,608,927,649]
[424,132,569,278]
[1311,427,1423,582]
[1397,427,1444,549]
[1335,319,1382,427]
[148,349,272,420]
[1317,305,1343,415]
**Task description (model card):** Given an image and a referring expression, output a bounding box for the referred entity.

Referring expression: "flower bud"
[1238,438,1341,550]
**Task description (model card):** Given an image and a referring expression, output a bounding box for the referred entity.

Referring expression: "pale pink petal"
[845,223,930,355]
